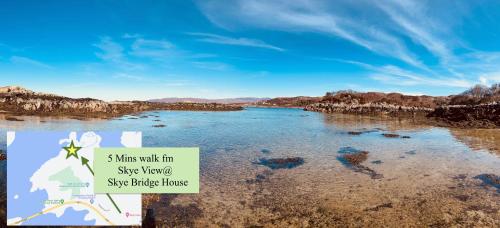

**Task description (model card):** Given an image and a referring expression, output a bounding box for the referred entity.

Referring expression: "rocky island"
[302,85,500,128]
[0,86,243,119]
[303,91,444,117]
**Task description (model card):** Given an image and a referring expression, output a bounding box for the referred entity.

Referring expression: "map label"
[94,147,199,193]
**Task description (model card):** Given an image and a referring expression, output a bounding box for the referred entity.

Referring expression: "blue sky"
[1,0,500,101]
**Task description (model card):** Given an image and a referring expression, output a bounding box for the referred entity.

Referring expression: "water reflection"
[450,129,500,155]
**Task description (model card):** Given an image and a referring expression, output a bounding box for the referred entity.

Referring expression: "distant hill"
[149,97,270,104]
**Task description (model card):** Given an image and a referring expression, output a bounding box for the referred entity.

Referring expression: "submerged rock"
[382,133,400,138]
[348,129,381,136]
[474,174,500,191]
[5,116,23,121]
[337,148,383,179]
[261,149,271,154]
[255,157,305,169]
[143,208,156,227]
[382,133,411,139]
[342,151,368,165]
[247,173,269,184]
[453,174,468,181]
[144,194,203,227]
[365,202,393,211]
[338,147,363,154]
[405,150,417,155]
[256,174,266,181]
[455,194,470,202]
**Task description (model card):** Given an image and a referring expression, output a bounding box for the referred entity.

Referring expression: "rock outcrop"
[256,96,322,107]
[428,102,500,128]
[0,86,243,118]
[303,87,500,128]
[303,91,440,117]
[304,102,433,117]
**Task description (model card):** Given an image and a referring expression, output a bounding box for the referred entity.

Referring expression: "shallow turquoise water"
[1,107,499,172]
[1,107,500,225]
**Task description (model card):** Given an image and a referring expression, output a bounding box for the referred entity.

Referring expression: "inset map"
[7,131,142,226]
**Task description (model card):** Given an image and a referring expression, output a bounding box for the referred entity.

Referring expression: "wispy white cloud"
[197,0,423,67]
[370,72,472,88]
[197,0,500,88]
[94,36,124,62]
[188,32,284,51]
[478,72,500,85]
[130,38,175,59]
[122,33,142,39]
[333,58,473,88]
[10,56,53,69]
[94,36,143,70]
[369,65,473,88]
[163,81,190,87]
[112,73,192,87]
[112,73,144,81]
[189,53,218,59]
[375,0,454,64]
[192,61,231,71]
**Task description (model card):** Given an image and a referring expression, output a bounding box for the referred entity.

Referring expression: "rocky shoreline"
[0,86,243,119]
[2,85,499,127]
[428,102,500,128]
[302,86,500,128]
[304,102,433,117]
[304,101,500,128]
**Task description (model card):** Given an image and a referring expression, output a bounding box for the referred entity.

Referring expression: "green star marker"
[63,140,81,159]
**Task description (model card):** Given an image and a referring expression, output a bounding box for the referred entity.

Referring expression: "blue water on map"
[7,132,68,219]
